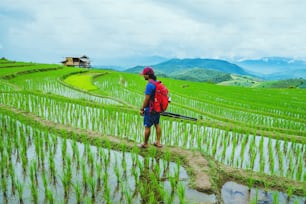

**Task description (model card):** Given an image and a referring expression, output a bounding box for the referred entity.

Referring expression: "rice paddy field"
[0,58,305,204]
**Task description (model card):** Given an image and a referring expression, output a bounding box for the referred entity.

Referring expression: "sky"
[1,0,306,67]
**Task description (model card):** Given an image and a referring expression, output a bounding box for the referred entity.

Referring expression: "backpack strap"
[149,79,160,85]
[148,79,159,112]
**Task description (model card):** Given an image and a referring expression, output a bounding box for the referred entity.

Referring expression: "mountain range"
[235,57,306,80]
[124,57,306,82]
[125,58,247,83]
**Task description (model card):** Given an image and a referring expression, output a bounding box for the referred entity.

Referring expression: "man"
[139,66,162,148]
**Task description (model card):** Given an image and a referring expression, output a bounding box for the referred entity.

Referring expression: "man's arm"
[140,94,151,115]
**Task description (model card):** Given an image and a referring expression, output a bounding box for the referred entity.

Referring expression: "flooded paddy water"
[1,111,305,203]
[0,112,216,203]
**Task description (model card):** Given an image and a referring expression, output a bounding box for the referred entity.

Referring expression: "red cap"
[141,66,154,75]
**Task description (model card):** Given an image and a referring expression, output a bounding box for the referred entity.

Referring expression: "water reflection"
[222,181,305,204]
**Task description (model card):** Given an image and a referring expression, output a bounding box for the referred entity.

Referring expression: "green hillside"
[255,78,306,88]
[168,68,231,83]
[125,58,248,83]
[0,59,305,203]
[218,74,264,87]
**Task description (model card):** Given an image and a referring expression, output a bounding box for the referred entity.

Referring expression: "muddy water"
[222,181,305,204]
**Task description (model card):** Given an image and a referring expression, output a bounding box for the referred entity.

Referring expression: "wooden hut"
[61,55,91,68]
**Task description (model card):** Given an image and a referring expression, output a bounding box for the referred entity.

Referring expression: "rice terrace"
[0,58,305,204]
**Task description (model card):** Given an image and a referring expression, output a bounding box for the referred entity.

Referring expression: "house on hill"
[61,55,91,68]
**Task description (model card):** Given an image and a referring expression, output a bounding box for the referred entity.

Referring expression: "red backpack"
[149,79,169,113]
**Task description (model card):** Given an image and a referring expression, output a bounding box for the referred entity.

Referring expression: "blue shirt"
[144,81,156,110]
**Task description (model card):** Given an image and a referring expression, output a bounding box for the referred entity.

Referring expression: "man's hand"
[140,108,144,116]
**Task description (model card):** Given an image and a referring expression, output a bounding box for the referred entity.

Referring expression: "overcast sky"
[1,0,305,66]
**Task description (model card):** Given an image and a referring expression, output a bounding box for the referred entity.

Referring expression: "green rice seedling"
[103,170,109,188]
[45,187,54,204]
[175,158,181,177]
[16,179,24,204]
[296,155,303,181]
[1,177,8,198]
[122,155,127,178]
[81,159,88,192]
[278,148,284,176]
[74,148,81,171]
[103,151,110,171]
[132,166,139,184]
[247,178,254,191]
[95,163,103,190]
[287,152,294,180]
[260,151,265,173]
[148,191,155,204]
[88,176,96,201]
[268,138,274,174]
[287,186,293,200]
[103,185,111,204]
[253,188,259,204]
[149,172,159,188]
[9,162,16,195]
[114,158,121,184]
[230,143,236,166]
[30,160,38,185]
[30,179,38,204]
[61,138,67,164]
[72,181,82,204]
[34,135,41,167]
[169,176,177,193]
[293,199,300,204]
[263,182,270,196]
[177,182,185,204]
[42,171,49,196]
[48,154,56,184]
[97,147,104,164]
[61,169,72,200]
[154,161,161,178]
[71,140,78,159]
[40,147,46,171]
[166,190,175,204]
[125,187,133,204]
[149,146,157,158]
[131,152,139,167]
[250,149,257,171]
[51,134,57,155]
[87,148,94,173]
[272,192,279,204]
[20,147,28,175]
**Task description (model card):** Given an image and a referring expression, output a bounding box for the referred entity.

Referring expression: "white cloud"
[1,0,306,64]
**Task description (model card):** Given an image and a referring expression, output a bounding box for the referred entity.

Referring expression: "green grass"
[63,72,100,91]
[218,74,263,87]
[254,78,306,89]
[0,60,305,202]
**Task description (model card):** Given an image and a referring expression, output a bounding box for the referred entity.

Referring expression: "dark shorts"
[144,110,160,128]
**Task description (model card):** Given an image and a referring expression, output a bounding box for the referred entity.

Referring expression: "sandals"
[138,143,163,148]
[153,142,163,148]
[138,144,148,149]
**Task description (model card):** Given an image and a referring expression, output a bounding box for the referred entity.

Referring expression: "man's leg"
[144,126,151,145]
[155,123,161,146]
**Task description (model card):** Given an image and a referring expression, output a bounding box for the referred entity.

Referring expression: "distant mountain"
[153,58,248,75]
[236,57,306,79]
[125,58,248,82]
[169,68,232,83]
